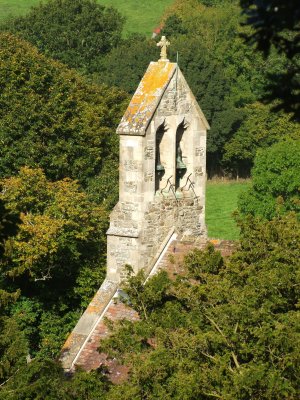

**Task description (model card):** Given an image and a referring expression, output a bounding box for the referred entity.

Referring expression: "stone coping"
[60,279,118,371]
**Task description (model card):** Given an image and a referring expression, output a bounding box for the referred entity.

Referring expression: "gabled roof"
[117,61,176,135]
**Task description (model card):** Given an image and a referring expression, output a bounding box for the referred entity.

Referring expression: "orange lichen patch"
[209,239,220,245]
[61,332,75,351]
[117,61,176,135]
[86,305,98,314]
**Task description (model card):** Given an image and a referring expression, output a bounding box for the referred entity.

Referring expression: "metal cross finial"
[157,36,170,61]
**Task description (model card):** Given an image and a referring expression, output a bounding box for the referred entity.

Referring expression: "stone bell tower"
[107,37,209,282]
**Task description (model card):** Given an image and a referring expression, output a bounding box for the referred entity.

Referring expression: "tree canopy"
[0,167,109,360]
[223,102,300,175]
[1,167,108,283]
[240,0,300,119]
[96,212,300,399]
[1,0,125,74]
[0,32,127,205]
[238,139,300,219]
[1,212,299,399]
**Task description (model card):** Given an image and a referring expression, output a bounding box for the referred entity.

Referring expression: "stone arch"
[175,118,189,190]
[155,120,168,191]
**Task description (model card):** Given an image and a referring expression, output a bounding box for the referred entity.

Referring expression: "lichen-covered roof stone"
[117,61,176,135]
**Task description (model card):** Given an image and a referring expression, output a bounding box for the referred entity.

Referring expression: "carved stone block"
[144,146,154,159]
[195,147,205,157]
[124,181,137,193]
[195,167,204,177]
[144,172,154,182]
[124,160,139,171]
[120,202,138,212]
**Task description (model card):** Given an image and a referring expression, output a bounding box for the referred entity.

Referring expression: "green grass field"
[206,181,250,240]
[0,0,38,19]
[97,0,173,36]
[0,0,174,36]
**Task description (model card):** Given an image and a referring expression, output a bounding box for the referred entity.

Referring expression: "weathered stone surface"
[60,279,118,371]
[107,59,209,283]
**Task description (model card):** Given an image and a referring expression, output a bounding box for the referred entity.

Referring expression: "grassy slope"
[0,0,38,19]
[97,0,173,36]
[206,181,250,240]
[0,0,174,35]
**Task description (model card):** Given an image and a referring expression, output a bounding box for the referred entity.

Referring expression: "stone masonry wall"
[107,192,206,282]
[106,201,140,281]
[141,197,175,275]
[176,197,206,238]
[141,194,206,275]
[108,201,139,237]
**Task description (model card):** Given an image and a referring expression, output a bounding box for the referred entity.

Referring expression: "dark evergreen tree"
[240,0,300,119]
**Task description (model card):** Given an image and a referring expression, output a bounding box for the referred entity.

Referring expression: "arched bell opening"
[155,121,168,192]
[175,119,188,191]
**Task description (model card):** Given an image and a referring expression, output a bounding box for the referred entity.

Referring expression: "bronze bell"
[156,162,165,172]
[176,147,186,170]
[156,150,165,173]
[176,156,186,170]
[156,162,165,180]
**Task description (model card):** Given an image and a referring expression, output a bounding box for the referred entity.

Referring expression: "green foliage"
[162,14,188,37]
[3,208,299,398]
[62,368,111,400]
[0,358,66,400]
[184,243,223,276]
[0,199,21,314]
[1,0,125,73]
[0,167,107,356]
[201,0,238,5]
[240,1,300,58]
[123,268,172,320]
[223,102,300,175]
[0,316,28,385]
[238,139,300,219]
[168,35,240,170]
[0,357,111,400]
[0,2,298,397]
[9,297,79,358]
[0,32,127,202]
[1,167,108,283]
[10,298,42,353]
[0,200,20,259]
[101,213,300,399]
[0,167,108,361]
[94,0,274,174]
[240,1,300,119]
[159,0,282,175]
[95,34,157,94]
[0,289,19,313]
